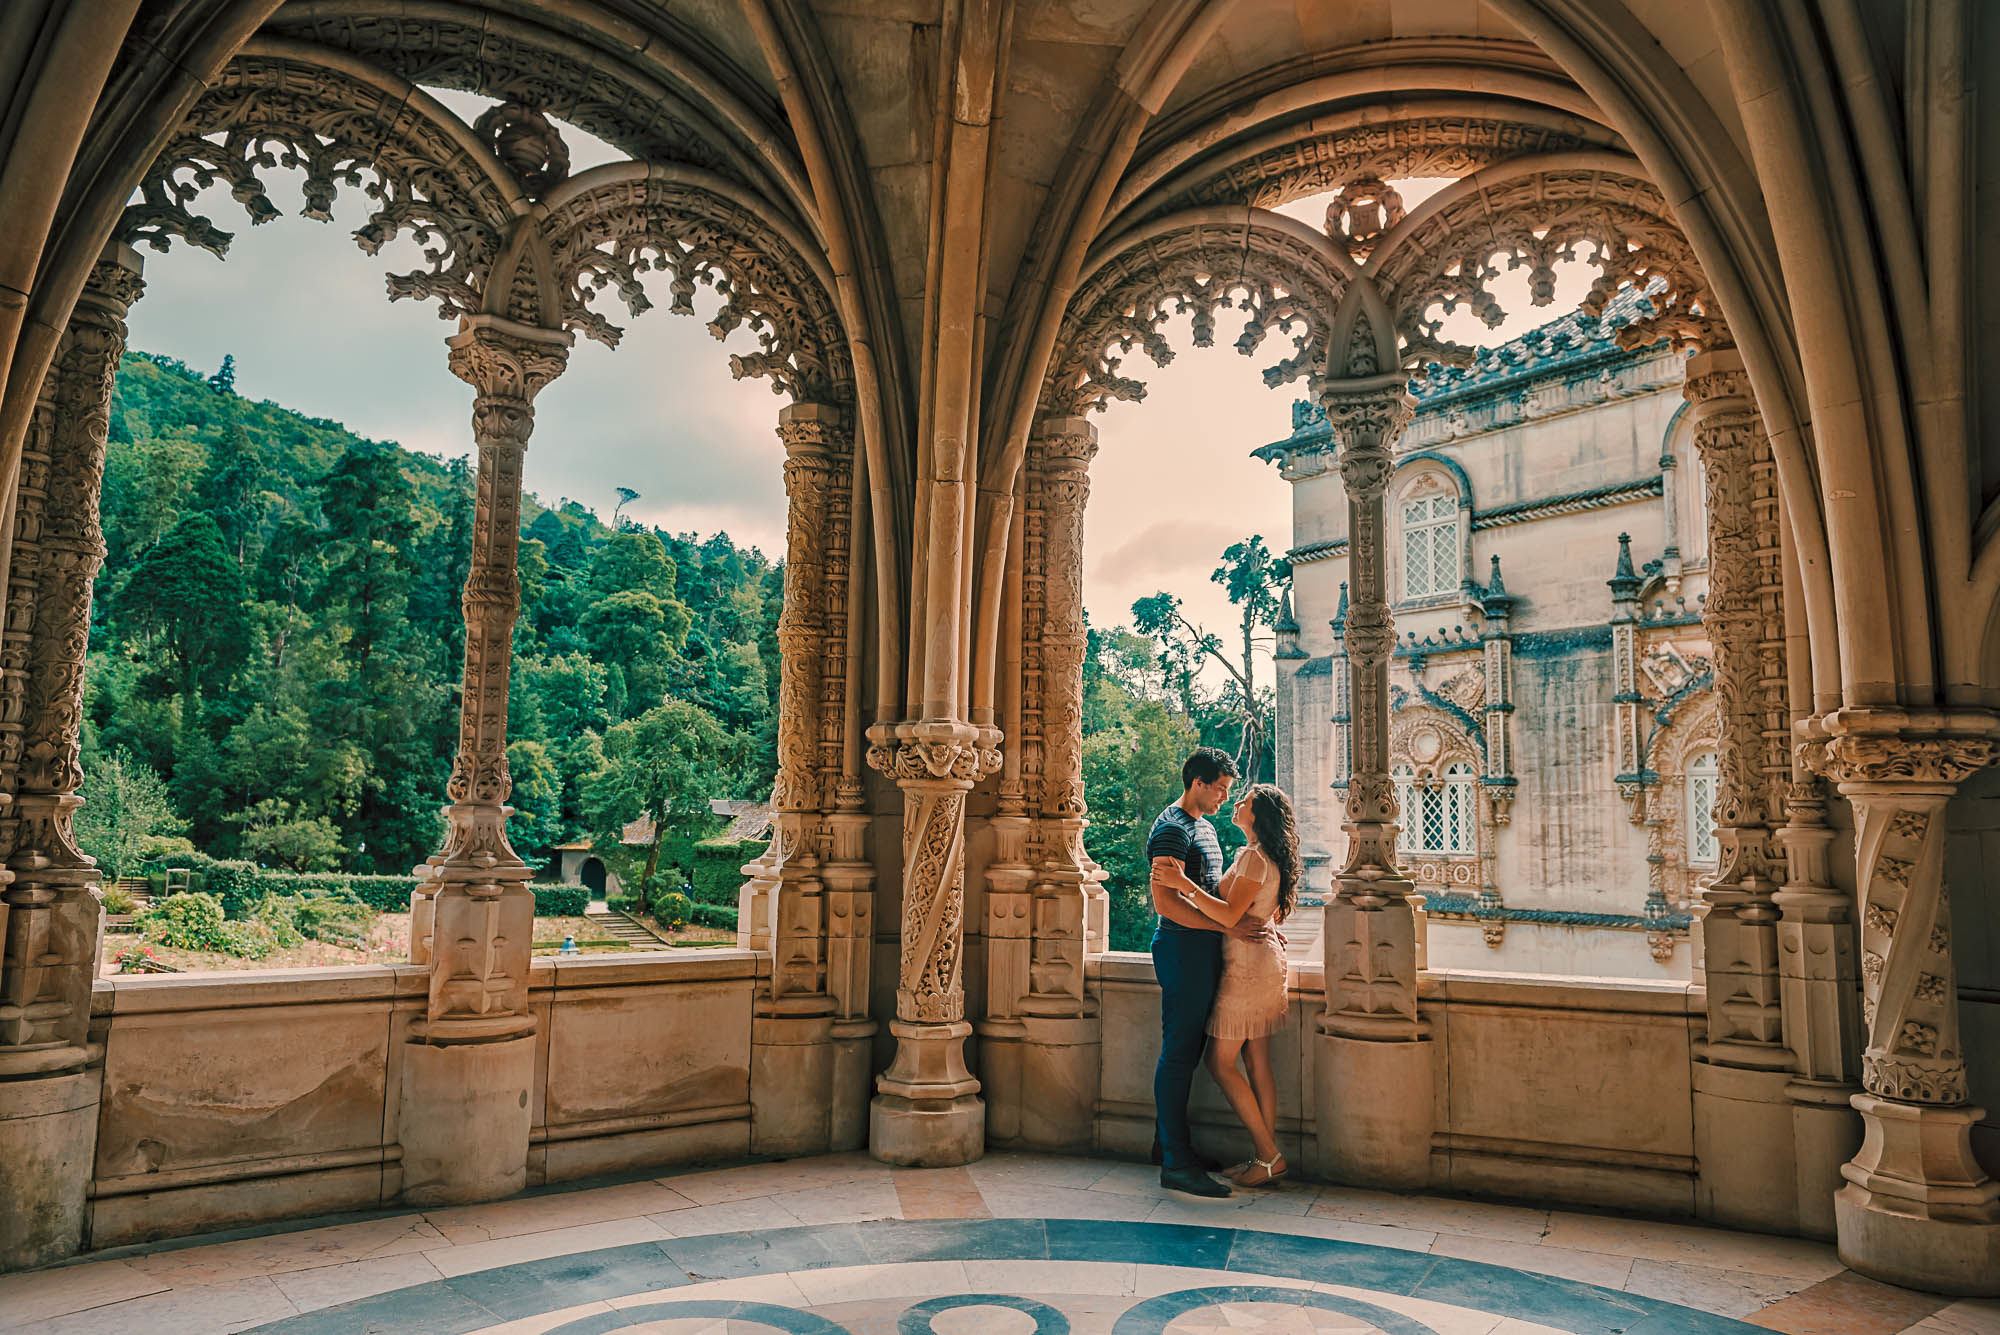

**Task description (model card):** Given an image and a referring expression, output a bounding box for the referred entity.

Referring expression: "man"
[1148,745,1264,1197]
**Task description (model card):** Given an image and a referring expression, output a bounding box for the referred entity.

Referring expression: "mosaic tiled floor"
[2,1154,1995,1335]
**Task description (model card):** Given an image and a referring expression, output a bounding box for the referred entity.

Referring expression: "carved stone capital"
[446,316,572,446]
[865,720,1004,788]
[1322,375,1415,498]
[1799,709,2000,790]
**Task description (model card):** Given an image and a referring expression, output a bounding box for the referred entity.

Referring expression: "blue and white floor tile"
[2,1154,1995,1335]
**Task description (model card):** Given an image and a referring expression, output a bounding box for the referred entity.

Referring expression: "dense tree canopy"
[86,352,785,876]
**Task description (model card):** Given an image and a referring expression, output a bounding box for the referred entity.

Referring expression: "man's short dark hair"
[1182,747,1240,789]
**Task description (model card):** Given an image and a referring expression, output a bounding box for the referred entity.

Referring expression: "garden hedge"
[691,837,767,906]
[144,852,592,919]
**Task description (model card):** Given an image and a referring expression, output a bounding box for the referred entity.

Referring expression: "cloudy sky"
[126,103,1577,697]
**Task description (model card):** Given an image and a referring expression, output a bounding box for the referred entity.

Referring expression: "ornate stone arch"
[118,39,529,323]
[1040,208,1358,420]
[533,163,853,404]
[1365,151,1723,369]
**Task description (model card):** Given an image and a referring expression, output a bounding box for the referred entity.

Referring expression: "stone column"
[0,246,141,1268]
[983,418,1101,1151]
[749,402,849,1155]
[401,315,569,1206]
[1685,348,1798,1231]
[1477,557,1516,930]
[1801,709,2000,1294]
[865,719,1001,1165]
[1314,374,1431,1188]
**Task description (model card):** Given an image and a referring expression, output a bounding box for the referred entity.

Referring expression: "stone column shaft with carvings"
[761,402,841,1009]
[1802,709,1999,1289]
[418,316,570,1043]
[1027,418,1096,1014]
[866,719,1000,1164]
[1319,375,1418,1037]
[1686,352,1788,1066]
[0,246,141,1270]
[0,252,139,1072]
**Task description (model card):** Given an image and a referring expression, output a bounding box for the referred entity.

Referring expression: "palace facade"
[1267,292,1723,979]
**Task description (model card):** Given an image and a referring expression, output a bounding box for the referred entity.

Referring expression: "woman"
[1155,782,1302,1186]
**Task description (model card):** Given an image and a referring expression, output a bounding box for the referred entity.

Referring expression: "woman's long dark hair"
[1244,783,1302,923]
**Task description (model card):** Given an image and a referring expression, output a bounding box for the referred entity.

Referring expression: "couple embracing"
[1147,746,1302,1198]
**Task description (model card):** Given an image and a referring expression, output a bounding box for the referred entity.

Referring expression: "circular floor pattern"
[240,1217,1767,1335]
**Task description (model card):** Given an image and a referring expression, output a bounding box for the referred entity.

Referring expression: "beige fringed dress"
[1206,866,1287,1040]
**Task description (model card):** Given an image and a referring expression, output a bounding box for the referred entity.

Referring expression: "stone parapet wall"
[80,952,758,1249]
[1089,953,1699,1215]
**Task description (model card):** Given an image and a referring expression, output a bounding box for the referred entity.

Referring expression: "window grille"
[1443,762,1475,854]
[1400,493,1458,599]
[1687,751,1719,866]
[1393,765,1416,853]
[1393,761,1477,855]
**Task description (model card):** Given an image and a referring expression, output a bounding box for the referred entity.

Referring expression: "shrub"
[532,885,588,916]
[138,891,231,951]
[691,903,737,932]
[111,944,159,973]
[653,891,693,929]
[606,892,641,913]
[100,884,139,915]
[637,868,686,914]
[147,851,262,917]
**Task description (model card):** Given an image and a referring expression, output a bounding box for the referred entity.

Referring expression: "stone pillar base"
[1835,1094,2000,1295]
[1693,1060,1798,1232]
[829,1020,876,1153]
[751,1014,834,1156]
[1315,1031,1433,1189]
[870,1018,984,1166]
[1790,1080,1863,1241]
[979,1015,1100,1153]
[400,1034,535,1206]
[0,1065,100,1269]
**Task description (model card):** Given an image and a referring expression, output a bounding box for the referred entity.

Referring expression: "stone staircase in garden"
[595,911,669,948]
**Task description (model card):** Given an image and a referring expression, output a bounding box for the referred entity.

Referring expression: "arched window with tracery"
[1686,750,1719,867]
[1401,491,1459,600]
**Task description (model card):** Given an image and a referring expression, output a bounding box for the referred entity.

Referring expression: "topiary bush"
[652,891,693,929]
[691,838,766,906]
[532,885,589,916]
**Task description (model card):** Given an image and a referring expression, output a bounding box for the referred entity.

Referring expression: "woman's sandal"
[1230,1153,1288,1187]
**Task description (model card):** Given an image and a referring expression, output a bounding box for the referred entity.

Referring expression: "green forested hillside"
[84,351,782,879]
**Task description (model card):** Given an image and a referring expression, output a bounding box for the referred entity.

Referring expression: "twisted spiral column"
[865,719,1001,1165]
[1801,709,2000,1292]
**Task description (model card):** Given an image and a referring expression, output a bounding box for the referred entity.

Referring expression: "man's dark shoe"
[1151,1138,1222,1172]
[1160,1166,1231,1198]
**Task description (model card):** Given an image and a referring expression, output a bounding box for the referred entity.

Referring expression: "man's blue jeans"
[1152,925,1222,1171]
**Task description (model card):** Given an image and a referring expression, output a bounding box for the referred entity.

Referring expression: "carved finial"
[1275,586,1299,632]
[1487,553,1506,595]
[1332,581,1349,631]
[1608,532,1642,606]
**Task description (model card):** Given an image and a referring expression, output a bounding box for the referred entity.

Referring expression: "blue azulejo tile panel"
[240,1217,1771,1335]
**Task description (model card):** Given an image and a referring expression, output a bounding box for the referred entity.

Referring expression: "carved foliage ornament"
[1047,222,1348,417]
[120,55,515,321]
[544,177,850,401]
[1371,171,1718,371]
